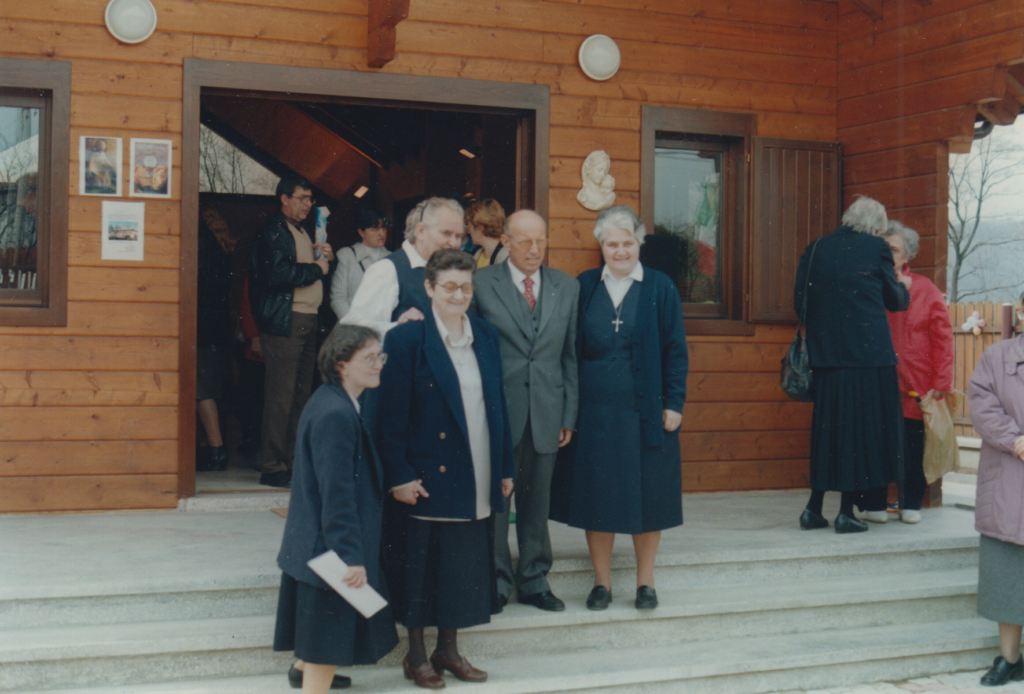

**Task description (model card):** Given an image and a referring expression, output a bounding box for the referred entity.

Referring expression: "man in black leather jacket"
[248,175,336,488]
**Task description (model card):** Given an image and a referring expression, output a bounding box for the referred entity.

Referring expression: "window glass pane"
[654,147,722,305]
[199,125,279,195]
[0,105,40,291]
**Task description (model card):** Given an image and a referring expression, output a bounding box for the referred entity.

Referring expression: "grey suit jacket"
[473,261,579,454]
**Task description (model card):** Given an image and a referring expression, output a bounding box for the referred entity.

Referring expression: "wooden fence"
[950,301,1018,438]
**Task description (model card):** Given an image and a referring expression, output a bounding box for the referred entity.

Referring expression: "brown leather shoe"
[430,651,488,683]
[403,654,445,689]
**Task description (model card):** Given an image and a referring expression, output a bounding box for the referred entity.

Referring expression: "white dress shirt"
[341,240,427,337]
[601,262,644,309]
[506,260,541,300]
[330,242,390,320]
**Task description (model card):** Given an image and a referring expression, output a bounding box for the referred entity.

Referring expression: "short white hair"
[593,205,646,245]
[841,196,888,236]
[883,220,920,261]
[404,197,464,242]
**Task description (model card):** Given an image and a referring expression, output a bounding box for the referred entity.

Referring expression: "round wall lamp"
[105,0,158,44]
[578,34,621,81]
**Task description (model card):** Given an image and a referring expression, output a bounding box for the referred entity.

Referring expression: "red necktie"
[523,276,537,311]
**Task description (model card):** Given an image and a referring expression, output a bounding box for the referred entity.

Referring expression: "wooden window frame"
[0,59,70,327]
[641,106,753,337]
[181,58,550,498]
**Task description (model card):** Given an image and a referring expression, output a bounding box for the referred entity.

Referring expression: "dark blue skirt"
[809,366,904,491]
[273,572,398,666]
[399,516,496,630]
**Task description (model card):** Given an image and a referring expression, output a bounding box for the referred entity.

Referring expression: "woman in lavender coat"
[967,334,1024,687]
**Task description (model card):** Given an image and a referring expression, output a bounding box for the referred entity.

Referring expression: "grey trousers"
[494,421,556,599]
[259,312,317,475]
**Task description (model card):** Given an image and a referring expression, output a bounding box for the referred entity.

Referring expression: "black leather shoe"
[635,585,658,610]
[288,665,352,689]
[586,585,612,610]
[518,590,565,611]
[799,508,829,530]
[834,512,868,534]
[260,471,291,488]
[981,655,1024,686]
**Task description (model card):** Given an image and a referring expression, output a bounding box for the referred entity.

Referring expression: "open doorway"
[180,61,550,497]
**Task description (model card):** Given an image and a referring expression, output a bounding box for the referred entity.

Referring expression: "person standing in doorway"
[330,204,391,321]
[248,176,335,489]
[472,209,579,612]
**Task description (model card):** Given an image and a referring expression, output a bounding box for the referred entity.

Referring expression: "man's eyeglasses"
[289,194,315,205]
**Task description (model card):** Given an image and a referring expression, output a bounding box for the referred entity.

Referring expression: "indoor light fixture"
[578,34,621,81]
[105,0,158,44]
[458,148,476,159]
[353,186,369,198]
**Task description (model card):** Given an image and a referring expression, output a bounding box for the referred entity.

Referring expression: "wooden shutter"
[750,138,840,323]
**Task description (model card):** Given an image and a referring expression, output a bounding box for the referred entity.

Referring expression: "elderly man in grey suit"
[473,209,579,612]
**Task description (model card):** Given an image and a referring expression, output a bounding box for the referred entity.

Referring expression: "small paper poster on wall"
[101,201,145,261]
[79,136,123,196]
[129,138,172,199]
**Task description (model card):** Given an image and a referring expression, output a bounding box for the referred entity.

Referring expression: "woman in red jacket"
[880,221,955,524]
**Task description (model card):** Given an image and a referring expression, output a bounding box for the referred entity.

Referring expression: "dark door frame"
[179,58,550,498]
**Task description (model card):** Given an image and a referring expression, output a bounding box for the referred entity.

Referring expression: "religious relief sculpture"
[577,150,616,211]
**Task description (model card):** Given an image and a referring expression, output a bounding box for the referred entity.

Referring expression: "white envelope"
[307,550,388,618]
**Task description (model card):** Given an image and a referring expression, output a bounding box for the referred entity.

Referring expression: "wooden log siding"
[837,0,1024,287]
[0,0,1020,511]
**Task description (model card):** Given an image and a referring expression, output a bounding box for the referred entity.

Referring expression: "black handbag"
[781,239,819,402]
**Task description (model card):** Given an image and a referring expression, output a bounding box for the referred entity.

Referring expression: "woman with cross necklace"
[550,205,689,611]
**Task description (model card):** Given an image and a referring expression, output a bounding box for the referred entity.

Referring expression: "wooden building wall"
[0,0,1017,512]
[837,0,1024,285]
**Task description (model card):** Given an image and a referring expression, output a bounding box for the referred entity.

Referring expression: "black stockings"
[805,490,856,517]
[407,628,459,667]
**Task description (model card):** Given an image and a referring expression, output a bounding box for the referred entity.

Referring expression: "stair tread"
[28,617,997,694]
[0,568,979,662]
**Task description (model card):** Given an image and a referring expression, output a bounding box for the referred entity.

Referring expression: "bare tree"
[199,125,278,195]
[948,133,1024,303]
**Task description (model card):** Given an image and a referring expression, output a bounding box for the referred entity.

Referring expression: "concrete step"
[28,618,999,694]
[0,568,980,692]
[0,537,978,630]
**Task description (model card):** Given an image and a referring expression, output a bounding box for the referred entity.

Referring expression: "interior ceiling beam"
[368,0,410,68]
[849,0,883,22]
[202,96,370,201]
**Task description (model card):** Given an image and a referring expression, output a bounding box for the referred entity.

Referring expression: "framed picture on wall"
[79,136,122,197]
[129,138,172,199]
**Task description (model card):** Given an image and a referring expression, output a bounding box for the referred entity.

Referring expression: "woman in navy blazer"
[793,196,910,534]
[274,324,398,693]
[377,250,515,689]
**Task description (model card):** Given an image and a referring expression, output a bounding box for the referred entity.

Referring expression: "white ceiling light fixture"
[105,0,158,44]
[578,34,621,81]
[353,186,369,198]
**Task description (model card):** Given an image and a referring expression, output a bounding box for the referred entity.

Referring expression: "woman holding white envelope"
[274,323,398,692]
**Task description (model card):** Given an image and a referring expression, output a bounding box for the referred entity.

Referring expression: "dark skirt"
[273,572,398,667]
[809,366,904,492]
[978,534,1024,626]
[400,516,495,630]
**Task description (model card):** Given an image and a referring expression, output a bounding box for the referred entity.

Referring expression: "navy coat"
[377,314,516,519]
[576,267,689,447]
[277,384,385,591]
[794,226,910,369]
